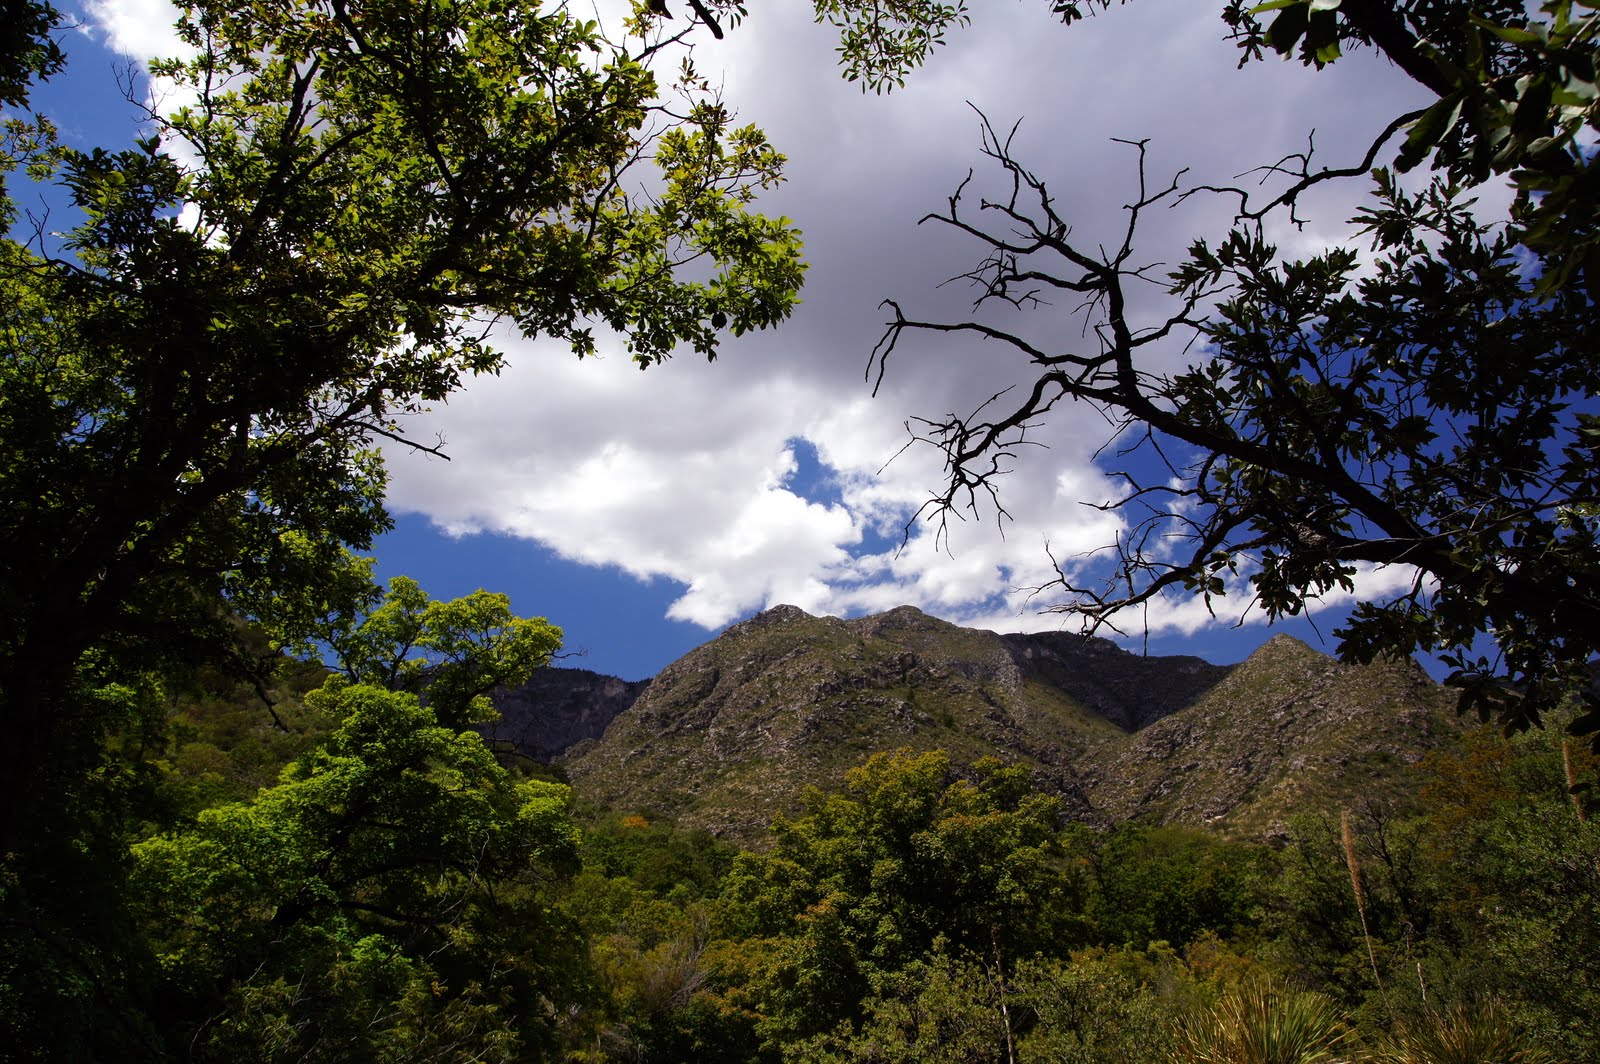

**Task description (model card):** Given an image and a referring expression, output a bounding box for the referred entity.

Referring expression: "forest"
[4,0,1600,1059]
[6,575,1597,1060]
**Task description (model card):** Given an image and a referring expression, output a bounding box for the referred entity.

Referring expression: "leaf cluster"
[867,0,1600,743]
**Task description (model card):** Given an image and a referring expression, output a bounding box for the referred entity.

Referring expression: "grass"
[1168,980,1355,1064]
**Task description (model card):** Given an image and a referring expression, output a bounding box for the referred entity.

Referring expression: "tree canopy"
[869,0,1600,740]
[721,750,1080,1043]
[0,0,804,845]
[132,676,586,1060]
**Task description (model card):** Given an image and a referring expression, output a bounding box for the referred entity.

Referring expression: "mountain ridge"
[492,605,1456,842]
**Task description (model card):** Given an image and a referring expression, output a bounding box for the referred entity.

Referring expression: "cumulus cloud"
[380,1,1435,635]
[84,0,188,62]
[83,0,1434,645]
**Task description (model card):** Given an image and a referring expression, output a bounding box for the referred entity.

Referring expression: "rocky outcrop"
[486,667,648,762]
[494,607,1458,844]
[1001,630,1230,731]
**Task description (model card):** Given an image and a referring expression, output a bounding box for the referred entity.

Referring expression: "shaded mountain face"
[515,604,1456,843]
[486,667,649,763]
[998,630,1230,732]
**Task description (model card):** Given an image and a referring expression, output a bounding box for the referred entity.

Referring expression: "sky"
[38,0,1443,681]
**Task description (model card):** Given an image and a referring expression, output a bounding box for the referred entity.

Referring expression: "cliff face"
[496,606,1457,844]
[998,630,1230,732]
[485,667,648,762]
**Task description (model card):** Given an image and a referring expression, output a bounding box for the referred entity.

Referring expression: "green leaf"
[1471,17,1546,47]
[1398,92,1465,172]
[1263,2,1310,55]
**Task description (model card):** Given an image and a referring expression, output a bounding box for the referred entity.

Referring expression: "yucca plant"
[1342,808,1389,1003]
[1369,1002,1552,1064]
[1168,980,1355,1064]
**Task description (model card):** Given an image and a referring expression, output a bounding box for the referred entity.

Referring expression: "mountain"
[503,605,1457,843]
[1077,632,1456,839]
[485,667,649,762]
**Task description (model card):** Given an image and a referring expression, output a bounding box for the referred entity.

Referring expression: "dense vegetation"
[6,586,1592,1060]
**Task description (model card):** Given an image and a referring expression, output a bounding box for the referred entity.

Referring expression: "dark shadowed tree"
[867,0,1600,741]
[0,0,804,849]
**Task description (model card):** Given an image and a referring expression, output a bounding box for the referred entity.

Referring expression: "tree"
[0,575,574,1057]
[132,579,573,1057]
[721,750,1082,1044]
[1090,824,1265,951]
[306,571,564,730]
[131,677,589,1059]
[0,0,804,848]
[866,1,1600,740]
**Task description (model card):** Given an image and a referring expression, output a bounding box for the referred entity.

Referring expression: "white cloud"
[75,0,1432,644]
[85,0,191,62]
[84,0,203,184]
[1130,561,1425,639]
[384,3,1436,635]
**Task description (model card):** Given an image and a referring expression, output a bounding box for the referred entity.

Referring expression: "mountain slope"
[1078,633,1455,837]
[557,605,1254,837]
[546,604,1458,842]
[486,667,648,762]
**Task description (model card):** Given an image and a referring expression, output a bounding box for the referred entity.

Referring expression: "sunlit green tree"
[132,675,588,1059]
[0,0,803,851]
[722,750,1084,1045]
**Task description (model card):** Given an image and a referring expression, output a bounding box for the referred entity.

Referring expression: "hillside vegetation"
[2,583,1594,1060]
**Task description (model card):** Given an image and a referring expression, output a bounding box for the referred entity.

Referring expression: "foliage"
[814,0,972,92]
[1009,951,1184,1062]
[579,812,737,900]
[0,0,804,852]
[1090,823,1267,950]
[867,0,1600,741]
[0,679,173,1062]
[306,572,564,729]
[131,675,587,1058]
[147,654,334,818]
[1167,978,1355,1064]
[1369,1001,1556,1064]
[557,815,761,1061]
[720,750,1082,1043]
[0,0,60,110]
[787,951,1012,1063]
[1263,718,1598,1060]
[8,0,1600,1055]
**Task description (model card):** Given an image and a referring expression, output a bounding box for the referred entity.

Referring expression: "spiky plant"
[1369,1002,1552,1064]
[1168,980,1355,1064]
[1563,741,1587,823]
[1342,808,1388,1002]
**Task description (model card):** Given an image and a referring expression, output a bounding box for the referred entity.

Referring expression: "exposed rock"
[485,667,648,762]
[1000,630,1230,731]
[495,608,1457,845]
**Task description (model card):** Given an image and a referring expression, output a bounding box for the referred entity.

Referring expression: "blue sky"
[31,1,1447,682]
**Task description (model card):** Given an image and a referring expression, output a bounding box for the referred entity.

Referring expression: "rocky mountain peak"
[728,603,817,632]
[492,605,1458,844]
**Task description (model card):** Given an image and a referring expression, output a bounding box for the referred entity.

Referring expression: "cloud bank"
[86,0,1432,640]
[382,2,1431,634]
